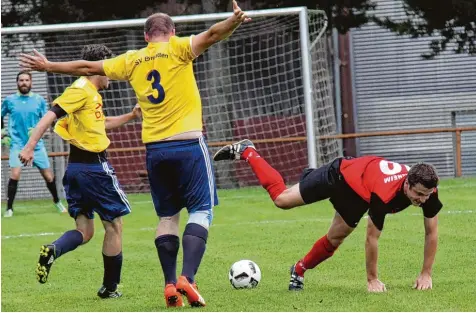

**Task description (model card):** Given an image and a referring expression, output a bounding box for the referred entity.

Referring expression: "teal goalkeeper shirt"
[1,92,48,150]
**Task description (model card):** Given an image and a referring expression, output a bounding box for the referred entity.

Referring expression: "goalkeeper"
[1,71,67,217]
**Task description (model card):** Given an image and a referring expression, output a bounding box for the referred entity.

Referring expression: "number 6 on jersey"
[147,70,165,104]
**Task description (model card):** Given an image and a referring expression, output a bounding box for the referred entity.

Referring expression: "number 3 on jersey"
[147,70,165,104]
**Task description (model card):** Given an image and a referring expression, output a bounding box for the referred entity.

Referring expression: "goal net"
[1,9,340,199]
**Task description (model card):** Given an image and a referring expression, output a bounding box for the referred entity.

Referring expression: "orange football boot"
[176,276,206,307]
[164,283,184,307]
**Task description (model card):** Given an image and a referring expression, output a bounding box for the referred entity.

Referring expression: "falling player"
[214,139,441,292]
[19,44,141,298]
[19,0,251,307]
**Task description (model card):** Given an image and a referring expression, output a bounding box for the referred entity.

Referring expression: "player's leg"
[35,147,66,213]
[176,136,216,307]
[98,217,124,299]
[214,139,304,208]
[289,186,369,291]
[89,161,131,299]
[289,212,354,289]
[146,142,184,307]
[156,212,183,307]
[5,148,22,217]
[37,214,93,284]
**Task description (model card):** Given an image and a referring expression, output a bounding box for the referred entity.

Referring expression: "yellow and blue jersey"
[1,92,47,149]
[53,77,110,153]
[103,35,202,143]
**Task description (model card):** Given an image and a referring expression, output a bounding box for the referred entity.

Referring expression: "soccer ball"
[229,260,261,289]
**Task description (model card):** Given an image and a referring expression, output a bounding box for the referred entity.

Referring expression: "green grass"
[2,177,476,311]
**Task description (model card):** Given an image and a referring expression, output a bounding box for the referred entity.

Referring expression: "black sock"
[53,230,84,258]
[46,179,59,203]
[181,223,208,284]
[155,235,179,285]
[102,252,123,291]
[7,178,19,211]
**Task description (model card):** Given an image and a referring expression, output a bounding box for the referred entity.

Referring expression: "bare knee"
[40,169,54,183]
[10,168,21,180]
[274,195,293,209]
[157,213,180,237]
[327,234,346,248]
[272,184,305,210]
[76,227,94,243]
[104,218,123,236]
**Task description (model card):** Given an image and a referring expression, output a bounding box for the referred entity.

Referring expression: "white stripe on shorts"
[101,162,131,212]
[198,136,215,208]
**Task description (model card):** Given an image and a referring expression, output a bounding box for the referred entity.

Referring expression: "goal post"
[1,7,340,198]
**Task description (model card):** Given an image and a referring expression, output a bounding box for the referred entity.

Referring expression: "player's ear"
[144,32,149,42]
[172,28,176,36]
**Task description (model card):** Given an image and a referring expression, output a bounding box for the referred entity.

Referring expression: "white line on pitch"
[2,210,474,240]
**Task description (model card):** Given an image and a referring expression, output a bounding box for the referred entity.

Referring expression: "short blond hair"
[144,13,175,37]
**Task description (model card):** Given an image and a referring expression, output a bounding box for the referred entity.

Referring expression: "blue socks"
[181,223,208,283]
[53,230,83,258]
[155,235,180,285]
[102,252,123,291]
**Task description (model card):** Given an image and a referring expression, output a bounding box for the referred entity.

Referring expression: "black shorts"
[298,157,369,228]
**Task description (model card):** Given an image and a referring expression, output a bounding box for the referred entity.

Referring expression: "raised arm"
[19,49,105,76]
[365,217,386,292]
[191,0,251,56]
[414,215,438,290]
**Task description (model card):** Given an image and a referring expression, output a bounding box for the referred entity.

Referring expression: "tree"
[2,0,474,58]
[372,0,476,59]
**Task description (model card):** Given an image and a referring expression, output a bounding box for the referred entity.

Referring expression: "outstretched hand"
[19,49,49,72]
[232,1,251,23]
[413,273,432,290]
[367,279,387,293]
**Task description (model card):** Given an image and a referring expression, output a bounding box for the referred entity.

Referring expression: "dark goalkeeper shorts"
[298,157,369,228]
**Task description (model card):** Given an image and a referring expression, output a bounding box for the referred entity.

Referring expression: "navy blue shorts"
[63,162,131,222]
[146,136,218,218]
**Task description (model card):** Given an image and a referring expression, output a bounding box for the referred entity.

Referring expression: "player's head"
[16,70,32,95]
[404,162,439,206]
[144,13,175,41]
[81,44,113,89]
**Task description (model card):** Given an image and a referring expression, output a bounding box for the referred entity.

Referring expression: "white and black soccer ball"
[229,260,261,289]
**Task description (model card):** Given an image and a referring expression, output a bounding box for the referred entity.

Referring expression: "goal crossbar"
[1,7,325,34]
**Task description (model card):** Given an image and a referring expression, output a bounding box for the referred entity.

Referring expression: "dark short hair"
[16,70,32,81]
[144,13,175,37]
[81,44,113,61]
[407,162,439,189]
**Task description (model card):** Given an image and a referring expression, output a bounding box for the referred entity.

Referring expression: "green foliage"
[373,0,476,58]
[1,0,475,58]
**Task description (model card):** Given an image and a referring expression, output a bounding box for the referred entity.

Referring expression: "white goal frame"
[2,7,328,168]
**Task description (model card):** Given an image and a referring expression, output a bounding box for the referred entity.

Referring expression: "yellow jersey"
[103,36,201,143]
[53,77,110,152]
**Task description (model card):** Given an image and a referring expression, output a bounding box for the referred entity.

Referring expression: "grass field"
[1,177,476,312]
